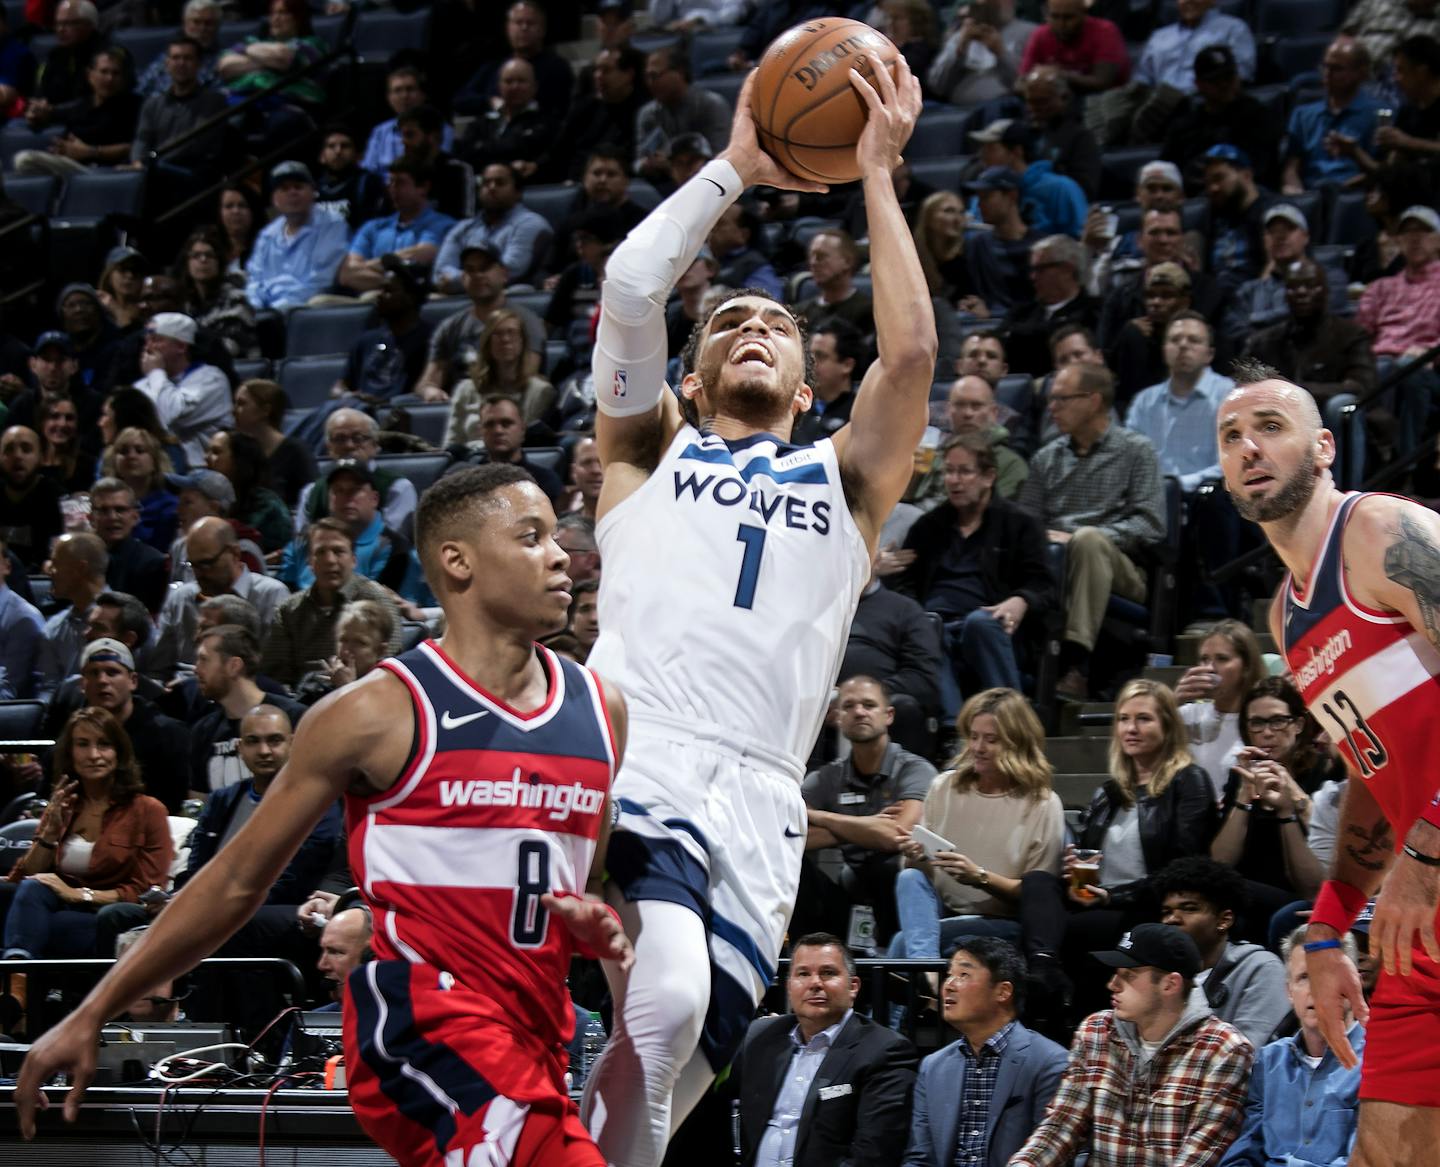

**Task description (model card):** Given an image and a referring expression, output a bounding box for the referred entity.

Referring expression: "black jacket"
[734,1012,917,1167]
[1075,763,1218,905]
[893,498,1055,641]
[105,535,169,614]
[840,584,943,713]
[1000,293,1099,376]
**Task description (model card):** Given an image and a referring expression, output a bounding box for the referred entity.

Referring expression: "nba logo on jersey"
[612,368,628,398]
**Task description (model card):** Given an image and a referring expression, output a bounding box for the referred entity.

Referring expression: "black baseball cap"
[326,458,377,488]
[1092,923,1202,979]
[1194,44,1237,81]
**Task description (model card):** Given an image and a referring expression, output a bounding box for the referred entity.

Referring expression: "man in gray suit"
[904,937,1066,1166]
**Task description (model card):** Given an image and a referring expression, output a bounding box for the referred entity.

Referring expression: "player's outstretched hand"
[543,893,635,973]
[15,1008,102,1138]
[1305,946,1369,1068]
[1371,851,1440,977]
[848,52,923,177]
[718,71,830,195]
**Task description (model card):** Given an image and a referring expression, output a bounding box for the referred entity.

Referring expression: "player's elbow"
[886,343,939,387]
[601,233,675,326]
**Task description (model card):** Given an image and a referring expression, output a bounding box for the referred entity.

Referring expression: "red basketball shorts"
[342,960,604,1167]
[1361,939,1440,1108]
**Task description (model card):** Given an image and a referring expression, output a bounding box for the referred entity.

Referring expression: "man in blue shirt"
[432,161,553,291]
[245,161,350,310]
[969,119,1087,239]
[1135,0,1256,93]
[359,65,454,178]
[337,154,455,295]
[0,535,43,700]
[1218,926,1364,1166]
[1126,310,1232,492]
[1283,37,1380,192]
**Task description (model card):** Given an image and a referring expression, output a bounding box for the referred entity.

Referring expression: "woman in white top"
[889,688,1065,959]
[1172,619,1265,802]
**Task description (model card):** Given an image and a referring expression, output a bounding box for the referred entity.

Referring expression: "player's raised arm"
[592,71,827,489]
[13,675,411,1138]
[830,55,938,545]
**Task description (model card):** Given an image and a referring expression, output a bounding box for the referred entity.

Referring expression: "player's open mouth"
[1243,472,1274,489]
[730,342,774,368]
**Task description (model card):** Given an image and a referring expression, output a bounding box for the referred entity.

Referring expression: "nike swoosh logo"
[701,176,726,197]
[440,709,489,729]
[783,826,803,838]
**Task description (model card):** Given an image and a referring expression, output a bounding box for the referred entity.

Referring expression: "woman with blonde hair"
[1172,618,1266,799]
[889,687,1065,958]
[101,426,178,552]
[912,190,970,301]
[1017,679,1217,1016]
[445,309,556,445]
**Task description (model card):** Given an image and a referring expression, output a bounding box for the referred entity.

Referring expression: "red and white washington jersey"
[345,640,615,1052]
[1282,492,1440,841]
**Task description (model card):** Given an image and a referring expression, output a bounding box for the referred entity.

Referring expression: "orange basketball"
[751,17,901,186]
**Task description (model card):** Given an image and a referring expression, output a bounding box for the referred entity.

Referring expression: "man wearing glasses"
[292,407,417,536]
[88,476,168,613]
[1017,360,1165,701]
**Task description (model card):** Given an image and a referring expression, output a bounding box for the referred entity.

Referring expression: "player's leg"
[1351,1101,1440,1165]
[582,896,711,1167]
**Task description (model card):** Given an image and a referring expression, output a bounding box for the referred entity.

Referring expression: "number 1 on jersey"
[734,524,767,609]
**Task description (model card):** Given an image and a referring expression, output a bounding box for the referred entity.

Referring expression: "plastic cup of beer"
[1071,849,1101,894]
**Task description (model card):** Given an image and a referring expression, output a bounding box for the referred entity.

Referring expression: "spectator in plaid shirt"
[1009,923,1253,1167]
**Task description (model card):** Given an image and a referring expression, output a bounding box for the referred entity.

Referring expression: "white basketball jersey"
[589,425,871,766]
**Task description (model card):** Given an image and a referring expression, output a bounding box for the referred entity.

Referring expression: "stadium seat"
[399,620,428,652]
[692,28,745,77]
[420,297,468,329]
[400,402,450,448]
[908,109,971,159]
[282,406,313,433]
[628,179,661,212]
[57,169,146,220]
[695,73,744,108]
[1264,34,1331,83]
[1281,189,1324,239]
[507,290,551,319]
[277,354,347,410]
[1180,198,1207,232]
[908,156,967,194]
[0,122,60,169]
[371,452,453,494]
[217,20,260,48]
[1099,476,1183,656]
[522,184,580,231]
[114,25,178,71]
[353,8,431,56]
[1249,83,1290,123]
[311,13,346,46]
[0,700,46,743]
[1326,189,1375,247]
[0,820,37,874]
[1112,201,1142,238]
[284,304,373,359]
[525,446,566,477]
[28,33,56,64]
[1257,0,1344,35]
[1099,147,1160,202]
[4,175,57,217]
[631,32,682,55]
[233,358,271,383]
[544,338,570,375]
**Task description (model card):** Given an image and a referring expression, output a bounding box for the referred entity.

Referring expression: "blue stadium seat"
[789,217,843,250]
[114,25,178,71]
[628,179,661,212]
[908,156,968,194]
[353,8,431,56]
[632,32,683,55]
[1280,189,1324,238]
[233,358,271,383]
[544,338,569,374]
[522,184,580,230]
[311,13,346,46]
[278,355,347,409]
[908,109,971,159]
[1099,146,1160,202]
[57,169,146,220]
[1326,189,1375,246]
[508,290,551,319]
[217,20,260,49]
[282,406,313,432]
[1257,0,1343,35]
[284,304,373,359]
[1112,201,1142,237]
[692,28,745,77]
[28,34,56,64]
[695,73,744,107]
[371,452,453,494]
[526,446,566,477]
[1181,198,1207,232]
[1,123,62,169]
[4,175,57,217]
[1264,34,1331,82]
[399,402,450,448]
[420,296,469,329]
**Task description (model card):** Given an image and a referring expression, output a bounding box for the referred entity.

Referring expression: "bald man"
[149,515,289,682]
[37,532,109,697]
[1218,358,1440,1163]
[0,425,63,570]
[317,906,373,1002]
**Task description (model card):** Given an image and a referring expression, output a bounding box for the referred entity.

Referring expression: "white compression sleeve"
[593,158,743,417]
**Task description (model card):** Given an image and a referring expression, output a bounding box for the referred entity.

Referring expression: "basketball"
[751,18,901,186]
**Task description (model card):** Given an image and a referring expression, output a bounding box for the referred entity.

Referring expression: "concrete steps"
[1044,735,1110,774]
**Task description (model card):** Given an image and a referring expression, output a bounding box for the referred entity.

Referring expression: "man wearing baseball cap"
[245,160,349,310]
[1357,204,1440,457]
[432,160,553,293]
[1223,204,1349,340]
[1200,143,1268,295]
[1083,160,1184,295]
[1158,44,1279,189]
[1010,924,1254,1166]
[134,311,232,467]
[969,117,1088,239]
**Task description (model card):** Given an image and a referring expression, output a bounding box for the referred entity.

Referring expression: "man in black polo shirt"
[794,676,937,949]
